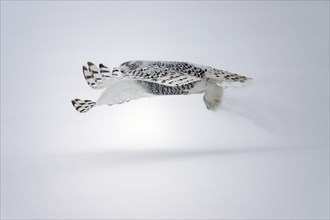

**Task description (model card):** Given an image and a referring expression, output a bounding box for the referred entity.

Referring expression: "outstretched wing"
[96,80,152,105]
[82,60,251,90]
[119,60,154,72]
[82,62,112,89]
[71,99,96,113]
[122,63,202,87]
[82,61,201,89]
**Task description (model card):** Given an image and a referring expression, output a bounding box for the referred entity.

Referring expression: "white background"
[1,1,329,219]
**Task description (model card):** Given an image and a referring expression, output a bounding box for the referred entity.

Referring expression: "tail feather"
[71,99,96,113]
[206,69,252,83]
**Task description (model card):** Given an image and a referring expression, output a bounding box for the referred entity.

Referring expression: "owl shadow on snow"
[77,145,299,168]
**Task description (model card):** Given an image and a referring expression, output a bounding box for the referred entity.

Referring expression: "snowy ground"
[1,1,329,219]
[1,140,329,219]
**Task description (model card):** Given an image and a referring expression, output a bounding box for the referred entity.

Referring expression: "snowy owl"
[71,60,251,113]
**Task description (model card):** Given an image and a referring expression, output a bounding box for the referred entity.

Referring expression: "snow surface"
[1,1,329,219]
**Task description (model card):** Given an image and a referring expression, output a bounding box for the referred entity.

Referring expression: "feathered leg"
[203,83,223,110]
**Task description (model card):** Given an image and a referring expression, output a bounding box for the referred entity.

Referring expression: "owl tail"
[206,68,252,83]
[71,99,96,113]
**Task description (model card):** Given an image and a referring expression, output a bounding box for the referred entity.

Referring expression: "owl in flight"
[71,60,251,113]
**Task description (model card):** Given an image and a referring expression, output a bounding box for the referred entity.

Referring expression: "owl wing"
[82,62,112,89]
[71,79,148,113]
[96,80,152,106]
[82,61,201,89]
[123,64,202,87]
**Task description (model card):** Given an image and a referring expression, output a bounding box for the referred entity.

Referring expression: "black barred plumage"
[136,81,195,95]
[71,99,96,113]
[71,60,252,113]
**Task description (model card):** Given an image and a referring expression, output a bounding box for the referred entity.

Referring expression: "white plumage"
[71,60,251,113]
